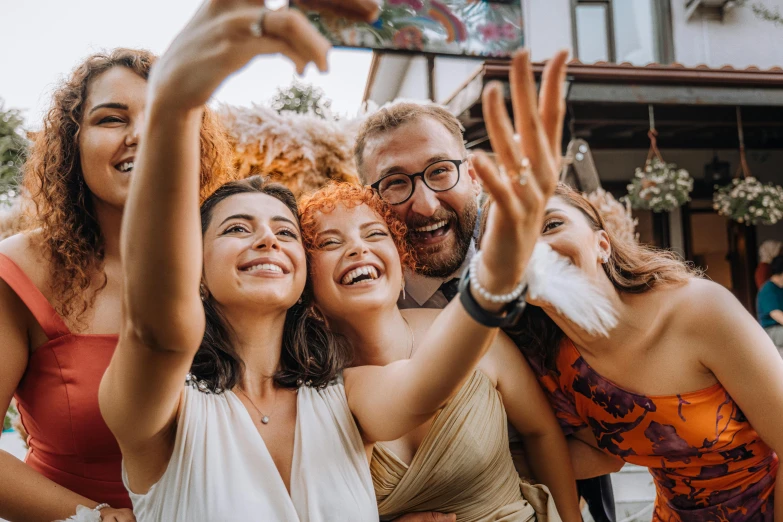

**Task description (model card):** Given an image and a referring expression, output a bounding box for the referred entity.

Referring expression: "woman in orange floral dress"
[504,184,783,521]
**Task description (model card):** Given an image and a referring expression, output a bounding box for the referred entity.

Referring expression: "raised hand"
[150,0,334,113]
[290,0,381,22]
[470,49,568,308]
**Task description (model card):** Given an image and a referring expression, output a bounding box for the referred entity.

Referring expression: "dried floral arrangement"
[218,103,362,198]
[587,188,639,244]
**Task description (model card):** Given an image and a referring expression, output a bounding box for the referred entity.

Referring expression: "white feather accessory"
[524,243,618,337]
[53,505,102,522]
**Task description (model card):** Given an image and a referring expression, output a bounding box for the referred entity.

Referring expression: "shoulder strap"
[0,253,70,339]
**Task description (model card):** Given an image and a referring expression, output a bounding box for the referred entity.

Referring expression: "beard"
[407,198,478,278]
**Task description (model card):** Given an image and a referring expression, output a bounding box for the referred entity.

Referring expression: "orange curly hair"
[23,48,235,324]
[298,182,416,271]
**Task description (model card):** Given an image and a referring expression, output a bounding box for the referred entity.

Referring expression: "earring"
[199,283,209,301]
[297,296,303,305]
[401,277,406,301]
[599,253,609,264]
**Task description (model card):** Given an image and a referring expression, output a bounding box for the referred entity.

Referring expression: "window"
[571,0,673,65]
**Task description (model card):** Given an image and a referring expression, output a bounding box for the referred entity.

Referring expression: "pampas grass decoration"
[587,188,639,245]
[219,104,362,198]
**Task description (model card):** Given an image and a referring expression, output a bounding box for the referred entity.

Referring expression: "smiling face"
[78,66,147,210]
[361,116,480,278]
[308,203,403,322]
[202,192,307,313]
[538,195,612,282]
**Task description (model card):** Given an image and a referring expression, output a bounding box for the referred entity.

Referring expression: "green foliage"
[271,80,333,119]
[736,0,783,26]
[4,404,17,431]
[0,100,29,207]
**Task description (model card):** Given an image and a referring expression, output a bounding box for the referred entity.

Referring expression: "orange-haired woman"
[0,48,234,522]
[296,51,584,522]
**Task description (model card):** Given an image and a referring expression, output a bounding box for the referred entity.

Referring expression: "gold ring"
[250,7,270,38]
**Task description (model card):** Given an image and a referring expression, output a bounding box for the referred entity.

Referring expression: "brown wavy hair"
[298,182,416,271]
[196,176,351,390]
[23,48,235,326]
[489,183,701,371]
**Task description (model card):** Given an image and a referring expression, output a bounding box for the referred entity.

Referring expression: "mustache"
[406,209,458,230]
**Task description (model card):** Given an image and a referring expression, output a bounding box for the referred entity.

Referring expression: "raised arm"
[346,50,569,443]
[99,0,334,474]
[490,333,582,522]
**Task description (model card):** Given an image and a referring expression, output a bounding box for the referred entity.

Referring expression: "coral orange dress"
[0,253,131,508]
[532,338,777,522]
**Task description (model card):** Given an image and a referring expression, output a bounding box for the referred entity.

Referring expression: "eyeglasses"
[370,159,463,205]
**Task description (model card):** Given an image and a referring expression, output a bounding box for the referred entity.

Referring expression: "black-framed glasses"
[370,159,463,205]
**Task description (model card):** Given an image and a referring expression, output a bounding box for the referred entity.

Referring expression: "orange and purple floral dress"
[531,338,777,521]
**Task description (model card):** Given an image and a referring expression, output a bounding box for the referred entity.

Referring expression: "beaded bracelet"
[469,250,526,304]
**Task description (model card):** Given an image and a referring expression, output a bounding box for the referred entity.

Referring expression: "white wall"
[672,0,783,68]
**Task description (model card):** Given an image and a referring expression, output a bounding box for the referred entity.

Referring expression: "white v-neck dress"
[123,376,378,521]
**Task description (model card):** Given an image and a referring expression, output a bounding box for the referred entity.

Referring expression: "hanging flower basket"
[713,177,783,225]
[712,108,783,226]
[625,108,693,213]
[626,157,693,213]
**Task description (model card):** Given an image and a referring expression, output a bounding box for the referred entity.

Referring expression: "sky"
[0,0,374,130]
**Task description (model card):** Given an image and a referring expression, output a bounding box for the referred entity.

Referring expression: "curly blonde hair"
[298,182,416,271]
[23,48,235,325]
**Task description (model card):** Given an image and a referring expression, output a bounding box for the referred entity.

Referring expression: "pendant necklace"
[237,386,278,425]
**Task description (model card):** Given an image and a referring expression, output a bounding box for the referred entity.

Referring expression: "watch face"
[295,0,524,58]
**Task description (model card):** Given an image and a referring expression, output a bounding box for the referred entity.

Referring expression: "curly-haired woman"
[507,184,783,521]
[0,48,234,522]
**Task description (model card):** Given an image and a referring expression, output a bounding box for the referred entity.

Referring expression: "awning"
[445,60,783,150]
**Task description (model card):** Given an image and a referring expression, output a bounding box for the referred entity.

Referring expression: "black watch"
[457,267,527,328]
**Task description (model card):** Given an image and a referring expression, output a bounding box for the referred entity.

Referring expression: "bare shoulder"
[666,277,744,320]
[662,277,761,362]
[0,230,51,290]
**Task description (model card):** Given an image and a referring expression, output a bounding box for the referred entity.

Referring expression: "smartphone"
[296,0,524,58]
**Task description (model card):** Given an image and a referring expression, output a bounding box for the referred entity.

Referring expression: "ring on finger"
[250,7,271,38]
[517,157,531,186]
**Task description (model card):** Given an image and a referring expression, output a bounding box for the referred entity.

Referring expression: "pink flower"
[479,23,501,41]
[388,0,424,9]
[393,26,424,50]
[499,23,517,41]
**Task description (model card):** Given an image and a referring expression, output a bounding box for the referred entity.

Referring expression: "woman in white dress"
[98,1,558,520]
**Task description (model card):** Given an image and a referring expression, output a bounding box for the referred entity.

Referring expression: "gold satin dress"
[372,371,561,522]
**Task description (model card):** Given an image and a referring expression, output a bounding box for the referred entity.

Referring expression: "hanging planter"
[625,106,693,213]
[713,108,783,225]
[714,177,783,225]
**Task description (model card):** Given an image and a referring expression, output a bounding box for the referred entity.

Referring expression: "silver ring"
[250,7,270,38]
[518,157,531,186]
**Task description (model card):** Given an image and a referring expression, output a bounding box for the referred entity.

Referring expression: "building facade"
[365,0,783,312]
